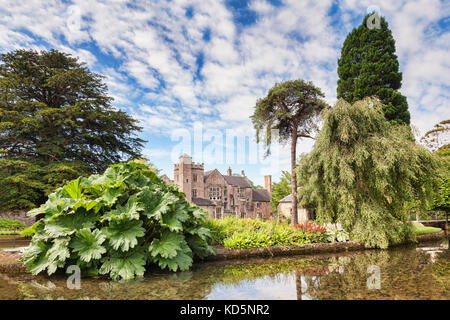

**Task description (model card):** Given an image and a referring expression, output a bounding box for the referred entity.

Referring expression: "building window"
[186,179,189,182]
[193,174,197,182]
[240,212,246,219]
[257,203,262,209]
[209,185,221,200]
[192,189,197,198]
[215,207,222,219]
[238,188,245,198]
[224,186,227,196]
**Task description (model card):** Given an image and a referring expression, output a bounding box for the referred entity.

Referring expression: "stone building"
[277,194,313,224]
[165,154,272,219]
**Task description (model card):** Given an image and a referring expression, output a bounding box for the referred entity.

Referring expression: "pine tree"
[251,80,328,225]
[337,13,410,125]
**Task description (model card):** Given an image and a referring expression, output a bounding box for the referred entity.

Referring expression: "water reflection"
[0,241,448,300]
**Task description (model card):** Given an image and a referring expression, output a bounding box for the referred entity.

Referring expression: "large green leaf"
[47,237,71,263]
[103,219,145,252]
[154,242,193,272]
[101,194,143,221]
[63,178,82,199]
[99,248,146,280]
[99,188,122,206]
[70,228,106,263]
[44,209,98,237]
[141,190,179,220]
[149,230,185,259]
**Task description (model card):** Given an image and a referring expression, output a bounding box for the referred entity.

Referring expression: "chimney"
[264,175,272,193]
[227,167,232,176]
[241,170,245,177]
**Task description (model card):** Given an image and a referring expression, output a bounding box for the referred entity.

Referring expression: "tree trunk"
[291,121,299,226]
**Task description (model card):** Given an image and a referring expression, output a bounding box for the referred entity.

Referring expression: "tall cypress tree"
[337,13,410,125]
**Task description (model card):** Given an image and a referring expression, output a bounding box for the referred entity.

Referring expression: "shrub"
[0,218,27,231]
[21,162,214,280]
[325,223,350,243]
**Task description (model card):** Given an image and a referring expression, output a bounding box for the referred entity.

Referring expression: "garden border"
[204,231,446,262]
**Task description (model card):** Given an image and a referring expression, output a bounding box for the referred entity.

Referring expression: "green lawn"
[412,222,442,236]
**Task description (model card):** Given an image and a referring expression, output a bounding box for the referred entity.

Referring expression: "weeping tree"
[297,98,439,248]
[251,80,328,225]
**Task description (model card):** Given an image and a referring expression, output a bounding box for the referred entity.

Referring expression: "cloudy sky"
[1,0,449,185]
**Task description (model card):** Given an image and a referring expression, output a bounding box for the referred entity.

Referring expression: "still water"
[1,241,448,300]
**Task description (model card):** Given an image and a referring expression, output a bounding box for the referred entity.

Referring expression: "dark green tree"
[337,13,410,125]
[0,49,144,211]
[271,171,291,211]
[297,98,439,248]
[251,80,328,225]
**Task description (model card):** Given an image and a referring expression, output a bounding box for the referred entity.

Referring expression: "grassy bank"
[412,222,442,236]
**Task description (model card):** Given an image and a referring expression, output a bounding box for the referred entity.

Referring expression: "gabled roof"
[222,175,252,188]
[192,197,216,207]
[252,189,271,202]
[279,194,293,203]
[204,169,222,183]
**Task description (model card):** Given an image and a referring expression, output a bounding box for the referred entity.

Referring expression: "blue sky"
[1,0,449,186]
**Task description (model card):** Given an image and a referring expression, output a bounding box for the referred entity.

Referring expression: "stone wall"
[0,211,35,226]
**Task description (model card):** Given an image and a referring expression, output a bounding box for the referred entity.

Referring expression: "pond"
[0,240,448,300]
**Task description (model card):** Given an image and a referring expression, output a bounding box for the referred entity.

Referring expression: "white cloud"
[0,0,449,172]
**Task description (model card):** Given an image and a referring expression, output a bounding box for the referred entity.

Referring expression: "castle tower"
[173,154,204,202]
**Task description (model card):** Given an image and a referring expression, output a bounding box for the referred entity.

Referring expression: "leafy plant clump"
[325,223,350,243]
[21,162,214,280]
[0,218,27,231]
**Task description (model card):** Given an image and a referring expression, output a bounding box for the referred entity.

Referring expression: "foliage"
[337,14,410,125]
[271,171,291,210]
[21,162,214,280]
[205,217,327,249]
[411,222,442,236]
[0,49,144,211]
[432,139,450,214]
[297,98,440,248]
[251,80,328,225]
[0,158,91,211]
[324,223,350,243]
[0,218,27,231]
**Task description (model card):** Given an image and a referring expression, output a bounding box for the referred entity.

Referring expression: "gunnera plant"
[21,162,214,280]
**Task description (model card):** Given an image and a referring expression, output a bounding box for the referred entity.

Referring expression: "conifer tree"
[337,13,410,125]
[0,49,144,211]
